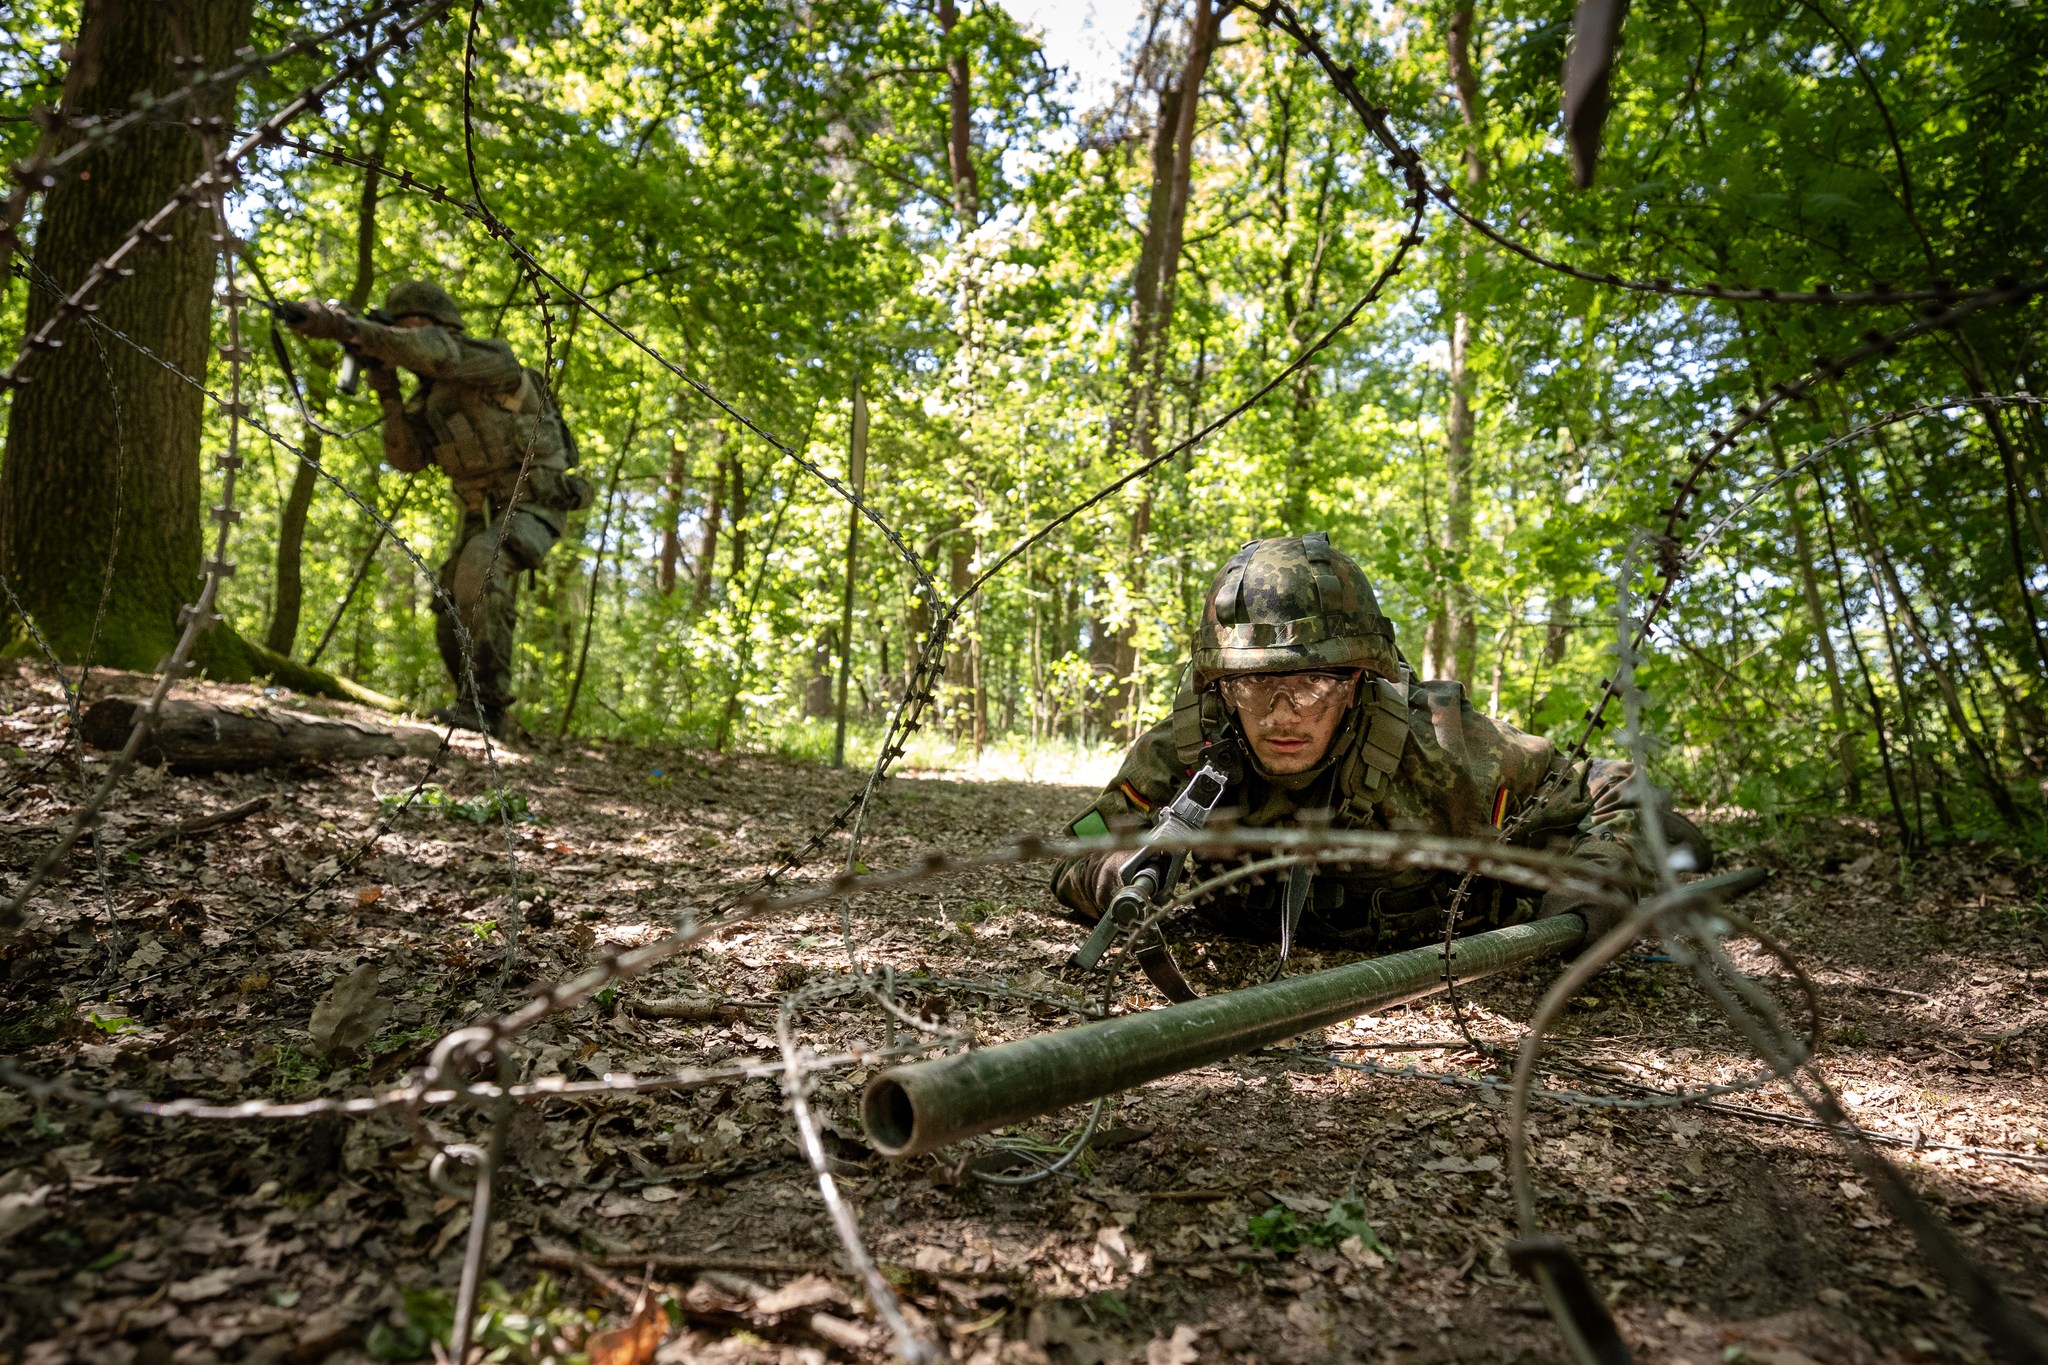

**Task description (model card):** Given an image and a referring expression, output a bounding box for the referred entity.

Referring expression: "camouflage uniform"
[302,281,589,728]
[1052,534,1695,952]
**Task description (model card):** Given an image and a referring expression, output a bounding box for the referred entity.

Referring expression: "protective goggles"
[1215,669,1358,715]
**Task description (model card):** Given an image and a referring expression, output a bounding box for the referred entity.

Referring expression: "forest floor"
[1,660,2045,1365]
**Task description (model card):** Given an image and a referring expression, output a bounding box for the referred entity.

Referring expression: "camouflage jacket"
[354,320,581,522]
[1052,677,1645,950]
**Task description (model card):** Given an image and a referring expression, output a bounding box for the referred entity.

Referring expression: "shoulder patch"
[1117,779,1155,813]
[1069,809,1110,838]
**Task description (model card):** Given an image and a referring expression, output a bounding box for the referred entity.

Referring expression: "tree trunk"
[832,380,867,767]
[728,451,749,584]
[947,535,973,737]
[1428,3,1487,683]
[691,434,726,609]
[1840,459,2022,830]
[658,433,688,596]
[937,0,980,226]
[1431,307,1478,681]
[264,425,320,655]
[1816,486,1914,849]
[1762,423,1860,804]
[1,0,254,669]
[1101,1,1219,738]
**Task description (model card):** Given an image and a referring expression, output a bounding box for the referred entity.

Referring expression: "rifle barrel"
[862,913,1585,1158]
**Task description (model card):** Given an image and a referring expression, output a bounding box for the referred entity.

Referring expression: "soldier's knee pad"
[500,507,561,572]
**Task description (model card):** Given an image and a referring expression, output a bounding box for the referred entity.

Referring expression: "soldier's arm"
[1496,727,1644,876]
[348,320,523,392]
[366,369,432,473]
[1485,718,1648,939]
[1049,719,1184,920]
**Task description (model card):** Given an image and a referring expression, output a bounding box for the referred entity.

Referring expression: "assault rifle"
[1067,739,1242,972]
[260,299,393,396]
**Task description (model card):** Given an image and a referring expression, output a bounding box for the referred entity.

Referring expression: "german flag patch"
[1491,784,1511,828]
[1119,779,1155,813]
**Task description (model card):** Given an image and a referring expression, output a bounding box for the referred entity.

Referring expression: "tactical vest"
[1167,665,1414,825]
[413,361,577,509]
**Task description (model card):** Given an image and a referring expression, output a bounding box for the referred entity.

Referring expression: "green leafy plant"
[364,1275,597,1363]
[379,785,532,825]
[269,1044,320,1098]
[1247,1199,1389,1256]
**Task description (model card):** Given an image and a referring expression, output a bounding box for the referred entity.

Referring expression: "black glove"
[285,298,354,343]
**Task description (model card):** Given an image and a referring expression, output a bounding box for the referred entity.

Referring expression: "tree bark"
[1428,3,1486,683]
[691,434,727,609]
[658,434,688,596]
[1,0,254,669]
[937,0,980,225]
[81,695,438,770]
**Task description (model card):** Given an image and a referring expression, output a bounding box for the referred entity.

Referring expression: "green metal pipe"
[862,913,1585,1158]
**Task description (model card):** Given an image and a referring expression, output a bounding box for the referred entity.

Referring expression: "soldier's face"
[1224,670,1360,775]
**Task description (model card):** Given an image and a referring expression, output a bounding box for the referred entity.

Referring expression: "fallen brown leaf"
[588,1299,669,1365]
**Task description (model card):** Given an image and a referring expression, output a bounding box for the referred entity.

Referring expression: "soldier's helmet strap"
[1171,665,1227,769]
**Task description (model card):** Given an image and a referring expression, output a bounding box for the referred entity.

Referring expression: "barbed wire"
[1249,0,2040,312]
[0,0,431,264]
[6,3,2046,1361]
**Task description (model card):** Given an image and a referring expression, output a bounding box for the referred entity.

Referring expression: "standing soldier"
[287,281,591,737]
[1052,533,1712,998]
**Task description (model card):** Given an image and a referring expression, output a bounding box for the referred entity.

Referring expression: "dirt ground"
[2,661,2044,1365]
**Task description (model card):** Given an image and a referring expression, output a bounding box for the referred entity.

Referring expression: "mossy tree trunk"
[1,0,253,670]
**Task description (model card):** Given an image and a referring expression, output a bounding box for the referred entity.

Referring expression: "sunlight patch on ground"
[897,738,1121,788]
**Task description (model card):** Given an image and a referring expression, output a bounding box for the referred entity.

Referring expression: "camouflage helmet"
[1194,533,1399,683]
[383,279,464,330]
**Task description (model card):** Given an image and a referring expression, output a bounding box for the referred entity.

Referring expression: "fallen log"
[81,697,441,772]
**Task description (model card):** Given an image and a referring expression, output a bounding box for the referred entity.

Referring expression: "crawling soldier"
[1052,534,1709,994]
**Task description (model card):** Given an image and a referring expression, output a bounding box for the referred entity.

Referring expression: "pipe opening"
[862,1075,917,1157]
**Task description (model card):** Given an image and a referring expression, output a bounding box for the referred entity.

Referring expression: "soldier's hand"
[1537,887,1629,951]
[1051,850,1127,923]
[285,298,354,343]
